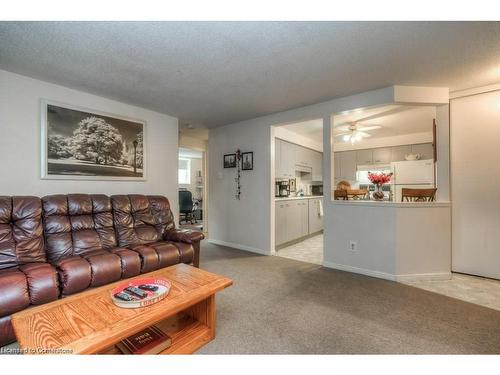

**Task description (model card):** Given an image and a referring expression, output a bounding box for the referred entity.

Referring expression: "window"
[178,158,191,184]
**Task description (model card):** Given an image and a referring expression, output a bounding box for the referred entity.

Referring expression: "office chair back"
[179,190,194,214]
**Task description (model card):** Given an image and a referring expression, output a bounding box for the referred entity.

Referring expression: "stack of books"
[117,325,172,354]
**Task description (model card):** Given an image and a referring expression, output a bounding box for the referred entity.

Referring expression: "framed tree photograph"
[223,153,236,168]
[41,100,146,180]
[241,152,253,170]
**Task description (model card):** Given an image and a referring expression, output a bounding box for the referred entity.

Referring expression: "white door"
[451,90,500,279]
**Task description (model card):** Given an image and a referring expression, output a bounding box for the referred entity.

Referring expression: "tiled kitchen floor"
[276,234,323,265]
[403,273,500,311]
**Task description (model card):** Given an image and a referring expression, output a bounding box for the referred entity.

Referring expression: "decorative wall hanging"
[223,153,237,168]
[41,100,146,180]
[234,149,241,200]
[241,151,253,170]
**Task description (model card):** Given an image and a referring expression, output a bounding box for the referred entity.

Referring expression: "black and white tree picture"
[42,102,146,180]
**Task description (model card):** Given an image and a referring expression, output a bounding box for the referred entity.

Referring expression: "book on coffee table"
[116,325,172,354]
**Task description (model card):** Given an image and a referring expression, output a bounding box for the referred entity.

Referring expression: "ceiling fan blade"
[334,125,351,132]
[334,132,350,138]
[357,131,371,138]
[357,125,381,132]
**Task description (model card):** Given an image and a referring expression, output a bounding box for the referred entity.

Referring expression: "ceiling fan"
[334,122,381,144]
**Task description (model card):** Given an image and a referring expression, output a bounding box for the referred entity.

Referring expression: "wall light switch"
[349,241,357,252]
[217,171,223,180]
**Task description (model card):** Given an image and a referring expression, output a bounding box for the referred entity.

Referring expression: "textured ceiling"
[1,21,499,128]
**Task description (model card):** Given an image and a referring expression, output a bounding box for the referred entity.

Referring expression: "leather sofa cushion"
[130,245,159,273]
[0,196,46,270]
[83,251,122,287]
[0,268,30,316]
[170,241,194,264]
[56,256,91,296]
[148,241,181,268]
[0,315,15,348]
[19,263,59,305]
[109,247,141,279]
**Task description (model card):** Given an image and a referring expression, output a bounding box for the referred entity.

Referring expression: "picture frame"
[41,99,146,181]
[241,152,253,170]
[223,153,237,168]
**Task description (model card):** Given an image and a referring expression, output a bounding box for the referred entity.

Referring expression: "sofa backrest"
[42,194,117,263]
[0,196,46,270]
[111,195,175,248]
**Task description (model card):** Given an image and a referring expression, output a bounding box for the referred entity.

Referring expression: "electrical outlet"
[349,241,357,252]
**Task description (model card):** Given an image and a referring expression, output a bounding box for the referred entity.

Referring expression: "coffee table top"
[12,263,232,354]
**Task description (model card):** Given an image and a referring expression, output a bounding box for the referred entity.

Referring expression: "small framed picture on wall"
[223,153,237,168]
[241,152,253,170]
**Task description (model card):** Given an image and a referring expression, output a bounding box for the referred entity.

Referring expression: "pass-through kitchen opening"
[331,104,437,203]
[273,119,324,265]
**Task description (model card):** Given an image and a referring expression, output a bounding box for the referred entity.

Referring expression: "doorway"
[272,118,324,265]
[178,147,206,233]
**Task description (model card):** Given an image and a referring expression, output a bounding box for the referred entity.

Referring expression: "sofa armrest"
[164,229,204,244]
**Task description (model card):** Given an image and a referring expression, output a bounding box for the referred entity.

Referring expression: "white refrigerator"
[391,159,435,202]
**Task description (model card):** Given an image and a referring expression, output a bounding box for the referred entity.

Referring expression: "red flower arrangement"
[367,172,393,186]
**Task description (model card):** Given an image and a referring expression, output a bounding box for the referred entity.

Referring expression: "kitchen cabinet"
[308,198,323,234]
[411,143,434,160]
[372,147,391,164]
[275,138,323,180]
[275,201,287,245]
[356,149,373,165]
[276,198,320,246]
[338,151,357,181]
[311,150,323,181]
[334,152,341,179]
[391,145,412,161]
[275,139,295,178]
[275,139,282,177]
[295,145,310,167]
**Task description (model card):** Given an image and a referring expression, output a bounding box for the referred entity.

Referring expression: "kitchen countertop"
[275,195,323,201]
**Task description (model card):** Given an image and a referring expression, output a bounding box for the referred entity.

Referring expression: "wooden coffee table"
[11,263,232,354]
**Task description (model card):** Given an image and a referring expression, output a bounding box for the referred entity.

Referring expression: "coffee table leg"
[193,242,200,268]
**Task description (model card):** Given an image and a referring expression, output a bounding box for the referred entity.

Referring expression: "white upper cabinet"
[391,145,412,161]
[356,149,373,165]
[311,150,323,181]
[411,143,434,160]
[276,139,296,178]
[275,138,323,180]
[372,147,392,164]
[339,151,357,181]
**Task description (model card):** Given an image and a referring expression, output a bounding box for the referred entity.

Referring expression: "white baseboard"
[394,272,452,282]
[322,261,451,282]
[322,261,395,281]
[207,239,270,256]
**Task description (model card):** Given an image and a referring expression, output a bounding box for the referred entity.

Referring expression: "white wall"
[450,88,500,279]
[0,70,179,218]
[208,121,271,254]
[325,201,451,281]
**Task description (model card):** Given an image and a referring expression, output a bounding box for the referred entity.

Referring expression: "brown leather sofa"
[0,194,204,347]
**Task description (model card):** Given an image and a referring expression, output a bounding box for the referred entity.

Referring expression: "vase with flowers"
[367,172,393,201]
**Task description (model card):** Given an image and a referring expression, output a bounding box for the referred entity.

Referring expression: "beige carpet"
[198,242,500,354]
